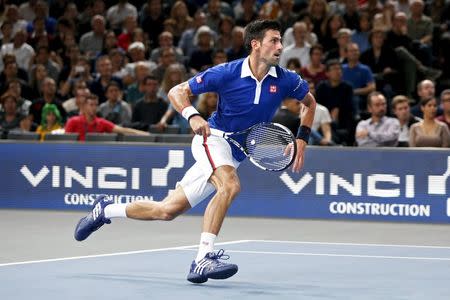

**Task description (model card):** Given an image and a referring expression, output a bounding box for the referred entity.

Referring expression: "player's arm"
[112,125,150,136]
[292,92,316,173]
[168,81,210,137]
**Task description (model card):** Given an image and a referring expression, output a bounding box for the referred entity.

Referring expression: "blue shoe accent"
[187,249,238,283]
[74,195,113,241]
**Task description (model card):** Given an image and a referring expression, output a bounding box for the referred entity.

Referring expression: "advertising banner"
[0,142,449,223]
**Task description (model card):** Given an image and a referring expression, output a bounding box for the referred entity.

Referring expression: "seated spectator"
[197,92,218,120]
[157,63,187,103]
[308,102,336,146]
[0,21,14,48]
[89,56,123,104]
[324,28,352,63]
[79,15,106,58]
[0,29,34,73]
[300,44,327,86]
[140,0,165,49]
[0,60,31,98]
[98,82,132,126]
[36,103,63,141]
[63,85,90,118]
[282,13,318,48]
[272,98,301,136]
[4,79,32,116]
[149,31,184,65]
[131,75,168,131]
[409,98,450,147]
[125,62,151,107]
[106,0,137,33]
[31,45,60,82]
[407,0,433,66]
[411,79,443,118]
[342,42,376,118]
[355,92,400,147]
[391,95,421,147]
[436,90,450,129]
[29,77,65,125]
[0,94,23,132]
[117,15,138,51]
[320,13,345,51]
[65,94,149,141]
[226,26,247,62]
[189,25,215,73]
[28,63,47,100]
[315,59,355,145]
[153,48,177,83]
[351,12,371,54]
[58,56,93,99]
[122,42,156,86]
[279,21,311,68]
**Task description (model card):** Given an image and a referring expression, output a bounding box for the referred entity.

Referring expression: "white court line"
[0,240,250,268]
[247,239,450,250]
[176,248,450,261]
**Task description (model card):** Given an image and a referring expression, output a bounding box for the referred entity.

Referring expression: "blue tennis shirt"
[188,57,309,161]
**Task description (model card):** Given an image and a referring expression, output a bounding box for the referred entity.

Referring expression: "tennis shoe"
[187,249,238,283]
[74,195,113,241]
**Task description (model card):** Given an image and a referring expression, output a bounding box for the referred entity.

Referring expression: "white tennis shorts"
[177,134,240,207]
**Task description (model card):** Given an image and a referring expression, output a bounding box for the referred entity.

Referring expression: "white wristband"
[181,106,200,121]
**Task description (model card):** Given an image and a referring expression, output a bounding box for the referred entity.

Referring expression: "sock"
[195,232,216,263]
[104,203,128,219]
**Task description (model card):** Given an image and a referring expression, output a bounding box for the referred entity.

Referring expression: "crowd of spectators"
[0,0,449,147]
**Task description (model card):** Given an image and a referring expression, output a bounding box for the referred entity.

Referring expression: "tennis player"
[75,19,316,284]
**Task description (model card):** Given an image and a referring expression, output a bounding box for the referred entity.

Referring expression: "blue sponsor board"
[0,142,449,223]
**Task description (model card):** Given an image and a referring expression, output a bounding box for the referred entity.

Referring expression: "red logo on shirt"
[270,85,277,93]
[196,76,203,83]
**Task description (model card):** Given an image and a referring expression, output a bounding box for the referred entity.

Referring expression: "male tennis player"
[75,20,316,284]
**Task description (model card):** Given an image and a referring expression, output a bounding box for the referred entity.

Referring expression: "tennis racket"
[210,122,297,171]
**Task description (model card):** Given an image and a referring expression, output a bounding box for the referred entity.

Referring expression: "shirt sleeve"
[99,118,115,133]
[188,64,226,95]
[64,118,76,133]
[286,72,309,101]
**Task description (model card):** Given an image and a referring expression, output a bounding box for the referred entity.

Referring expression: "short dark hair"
[420,97,435,107]
[105,81,121,92]
[310,44,324,56]
[244,20,281,53]
[325,59,341,71]
[143,75,158,84]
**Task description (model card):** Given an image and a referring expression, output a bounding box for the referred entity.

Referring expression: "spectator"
[26,1,56,36]
[29,77,65,125]
[407,0,433,66]
[216,15,235,50]
[282,13,318,48]
[158,63,187,103]
[131,75,168,131]
[307,0,329,43]
[140,0,165,49]
[0,29,35,72]
[89,55,123,104]
[150,31,184,65]
[0,61,30,97]
[342,0,359,31]
[98,81,132,126]
[308,102,336,145]
[0,21,14,48]
[320,13,345,51]
[167,1,194,44]
[279,21,311,68]
[189,25,215,72]
[125,61,151,107]
[409,98,450,147]
[300,44,327,86]
[0,94,22,132]
[286,57,302,74]
[63,85,90,118]
[316,59,354,144]
[36,103,62,141]
[226,26,247,62]
[99,30,118,57]
[351,11,371,54]
[106,0,137,33]
[27,17,52,50]
[272,98,301,135]
[58,55,93,99]
[410,79,443,118]
[436,90,450,129]
[108,48,127,79]
[179,10,208,59]
[32,45,60,82]
[79,15,106,58]
[277,0,297,34]
[65,94,149,141]
[123,41,156,86]
[4,79,32,116]
[3,5,28,37]
[391,95,421,147]
[235,0,259,27]
[205,0,225,33]
[153,48,177,83]
[342,42,376,117]
[355,92,400,147]
[19,0,37,23]
[212,48,228,66]
[324,28,351,63]
[28,63,47,100]
[117,15,138,51]
[196,92,218,120]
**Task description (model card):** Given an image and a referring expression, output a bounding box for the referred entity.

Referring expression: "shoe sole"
[207,266,238,280]
[187,274,208,284]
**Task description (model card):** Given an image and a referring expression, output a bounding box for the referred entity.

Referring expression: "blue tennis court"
[1,240,449,300]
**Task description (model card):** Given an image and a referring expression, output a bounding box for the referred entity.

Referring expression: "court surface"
[1,209,450,299]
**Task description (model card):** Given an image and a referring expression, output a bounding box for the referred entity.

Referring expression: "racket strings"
[245,124,295,170]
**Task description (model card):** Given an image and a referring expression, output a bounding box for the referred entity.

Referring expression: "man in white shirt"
[279,21,311,68]
[0,29,35,72]
[106,0,137,31]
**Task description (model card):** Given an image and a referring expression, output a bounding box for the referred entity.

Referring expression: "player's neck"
[248,56,270,81]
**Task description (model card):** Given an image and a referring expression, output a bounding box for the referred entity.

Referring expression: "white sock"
[195,232,216,263]
[104,203,128,219]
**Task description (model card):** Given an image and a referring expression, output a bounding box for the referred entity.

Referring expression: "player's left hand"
[189,115,210,138]
[292,139,307,173]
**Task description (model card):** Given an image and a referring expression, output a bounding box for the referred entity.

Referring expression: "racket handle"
[210,128,226,137]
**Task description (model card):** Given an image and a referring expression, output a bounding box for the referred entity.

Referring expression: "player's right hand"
[189,115,210,138]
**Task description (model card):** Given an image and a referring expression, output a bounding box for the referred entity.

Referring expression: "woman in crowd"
[409,98,450,147]
[36,103,63,141]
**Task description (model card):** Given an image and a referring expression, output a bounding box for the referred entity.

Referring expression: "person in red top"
[65,94,148,141]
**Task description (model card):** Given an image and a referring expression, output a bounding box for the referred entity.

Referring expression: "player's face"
[258,29,283,66]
